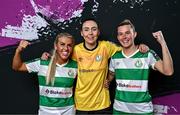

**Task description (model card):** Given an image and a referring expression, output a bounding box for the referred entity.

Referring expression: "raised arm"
[12,40,30,71]
[152,31,174,76]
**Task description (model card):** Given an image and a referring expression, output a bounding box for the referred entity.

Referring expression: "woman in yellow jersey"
[72,18,121,114]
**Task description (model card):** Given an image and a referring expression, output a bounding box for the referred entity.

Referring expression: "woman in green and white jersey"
[12,33,77,115]
[106,19,174,114]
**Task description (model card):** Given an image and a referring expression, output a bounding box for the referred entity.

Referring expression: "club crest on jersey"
[96,55,102,61]
[135,59,143,68]
[68,69,75,77]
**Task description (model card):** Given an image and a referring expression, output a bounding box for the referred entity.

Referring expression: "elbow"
[12,64,20,71]
[164,69,174,76]
[12,65,18,71]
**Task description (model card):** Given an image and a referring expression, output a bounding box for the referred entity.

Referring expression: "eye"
[68,44,73,48]
[92,27,97,31]
[125,31,131,35]
[83,27,89,31]
[59,42,65,46]
[118,32,123,36]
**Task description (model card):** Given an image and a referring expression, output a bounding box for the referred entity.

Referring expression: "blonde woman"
[12,33,77,115]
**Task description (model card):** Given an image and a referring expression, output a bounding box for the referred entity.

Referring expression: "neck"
[56,58,68,65]
[84,42,97,50]
[123,45,138,56]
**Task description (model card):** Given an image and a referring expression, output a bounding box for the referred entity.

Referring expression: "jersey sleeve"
[25,58,41,73]
[106,41,122,58]
[71,46,77,61]
[148,50,160,70]
[109,58,115,72]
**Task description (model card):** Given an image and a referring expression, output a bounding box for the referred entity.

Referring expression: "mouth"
[61,51,69,57]
[121,39,130,44]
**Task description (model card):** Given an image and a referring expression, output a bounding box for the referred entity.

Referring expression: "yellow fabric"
[72,41,121,111]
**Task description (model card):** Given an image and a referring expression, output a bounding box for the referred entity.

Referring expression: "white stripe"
[38,65,48,76]
[113,58,150,69]
[56,67,77,78]
[38,65,77,78]
[39,86,72,98]
[26,60,40,73]
[116,80,148,92]
[39,105,75,115]
[114,99,153,113]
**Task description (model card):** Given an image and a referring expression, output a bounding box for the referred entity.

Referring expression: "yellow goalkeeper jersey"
[72,40,121,111]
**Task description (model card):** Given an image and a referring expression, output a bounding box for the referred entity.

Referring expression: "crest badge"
[135,59,143,68]
[96,55,102,61]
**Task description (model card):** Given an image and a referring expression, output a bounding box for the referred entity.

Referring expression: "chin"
[60,55,69,60]
[122,45,131,49]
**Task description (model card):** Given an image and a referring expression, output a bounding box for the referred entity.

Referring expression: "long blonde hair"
[46,33,74,85]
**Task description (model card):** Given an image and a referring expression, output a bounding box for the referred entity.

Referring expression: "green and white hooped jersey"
[25,58,77,114]
[109,49,160,114]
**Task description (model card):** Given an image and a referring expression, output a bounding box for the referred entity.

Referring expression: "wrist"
[16,47,23,53]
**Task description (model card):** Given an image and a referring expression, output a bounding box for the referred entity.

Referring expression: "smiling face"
[117,24,137,49]
[81,20,100,47]
[54,35,74,63]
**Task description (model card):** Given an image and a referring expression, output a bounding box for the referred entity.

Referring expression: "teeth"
[62,52,68,56]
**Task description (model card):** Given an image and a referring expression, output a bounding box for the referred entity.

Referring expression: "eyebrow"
[82,26,98,29]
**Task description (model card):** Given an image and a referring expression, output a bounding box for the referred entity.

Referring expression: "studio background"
[0,0,179,114]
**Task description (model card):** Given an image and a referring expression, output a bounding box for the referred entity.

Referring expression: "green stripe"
[40,59,77,68]
[112,51,149,59]
[112,51,124,59]
[25,58,40,64]
[131,51,148,58]
[113,108,153,115]
[40,59,50,65]
[115,89,151,103]
[64,59,77,68]
[40,95,74,107]
[38,75,74,87]
[115,69,149,80]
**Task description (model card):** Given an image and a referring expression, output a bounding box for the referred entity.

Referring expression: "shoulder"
[75,42,83,48]
[66,59,78,68]
[40,59,51,66]
[148,49,160,59]
[25,58,40,64]
[74,42,83,51]
[112,51,123,59]
[98,40,118,47]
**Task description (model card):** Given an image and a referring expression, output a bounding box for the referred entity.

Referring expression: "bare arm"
[152,31,174,76]
[12,40,30,71]
[104,70,115,89]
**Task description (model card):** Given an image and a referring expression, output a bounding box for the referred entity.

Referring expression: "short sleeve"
[71,47,77,61]
[109,58,115,72]
[106,41,122,58]
[25,58,40,73]
[148,50,160,70]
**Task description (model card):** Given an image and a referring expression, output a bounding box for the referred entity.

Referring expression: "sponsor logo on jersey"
[79,69,98,73]
[117,82,142,89]
[45,89,72,95]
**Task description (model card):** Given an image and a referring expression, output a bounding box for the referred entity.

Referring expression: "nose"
[89,30,93,35]
[63,45,68,50]
[122,33,128,39]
